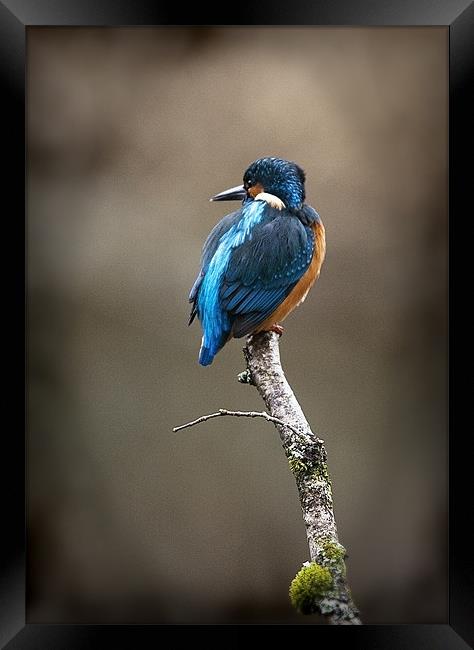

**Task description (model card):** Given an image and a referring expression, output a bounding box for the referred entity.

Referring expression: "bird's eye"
[245,179,253,189]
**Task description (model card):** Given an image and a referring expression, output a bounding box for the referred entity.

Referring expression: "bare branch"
[243,331,362,624]
[176,331,361,624]
[173,408,303,437]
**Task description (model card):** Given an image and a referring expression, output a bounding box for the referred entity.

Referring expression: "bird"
[188,157,326,366]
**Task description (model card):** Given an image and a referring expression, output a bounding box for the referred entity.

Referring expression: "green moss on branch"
[289,562,333,615]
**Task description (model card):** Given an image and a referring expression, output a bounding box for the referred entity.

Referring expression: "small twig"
[173,408,302,436]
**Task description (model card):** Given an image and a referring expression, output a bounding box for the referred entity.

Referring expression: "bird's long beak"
[210,184,247,202]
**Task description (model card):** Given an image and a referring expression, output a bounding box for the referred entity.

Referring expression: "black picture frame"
[1,1,470,647]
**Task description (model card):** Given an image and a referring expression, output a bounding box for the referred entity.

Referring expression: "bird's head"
[210,157,306,209]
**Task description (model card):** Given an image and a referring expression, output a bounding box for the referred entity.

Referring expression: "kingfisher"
[189,157,326,366]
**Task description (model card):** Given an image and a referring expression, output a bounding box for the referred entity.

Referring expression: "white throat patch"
[254,192,286,210]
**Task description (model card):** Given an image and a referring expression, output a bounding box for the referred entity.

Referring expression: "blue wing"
[220,211,315,338]
[188,209,243,325]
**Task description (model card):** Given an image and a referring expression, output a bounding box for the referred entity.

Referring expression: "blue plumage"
[196,200,267,365]
[189,157,322,366]
[242,157,306,208]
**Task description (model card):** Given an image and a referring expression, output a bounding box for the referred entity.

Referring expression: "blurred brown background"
[27,27,448,624]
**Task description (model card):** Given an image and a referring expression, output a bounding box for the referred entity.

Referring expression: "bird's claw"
[269,324,285,336]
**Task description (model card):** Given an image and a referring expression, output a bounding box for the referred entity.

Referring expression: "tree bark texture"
[243,331,362,625]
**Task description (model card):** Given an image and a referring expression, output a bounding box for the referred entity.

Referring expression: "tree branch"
[242,331,362,624]
[173,408,303,437]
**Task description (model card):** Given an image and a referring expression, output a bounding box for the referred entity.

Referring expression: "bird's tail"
[199,346,215,366]
[199,332,229,366]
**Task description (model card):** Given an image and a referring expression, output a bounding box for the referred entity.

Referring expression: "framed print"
[1,1,471,647]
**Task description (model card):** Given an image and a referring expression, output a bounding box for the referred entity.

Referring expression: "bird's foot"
[269,324,285,336]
